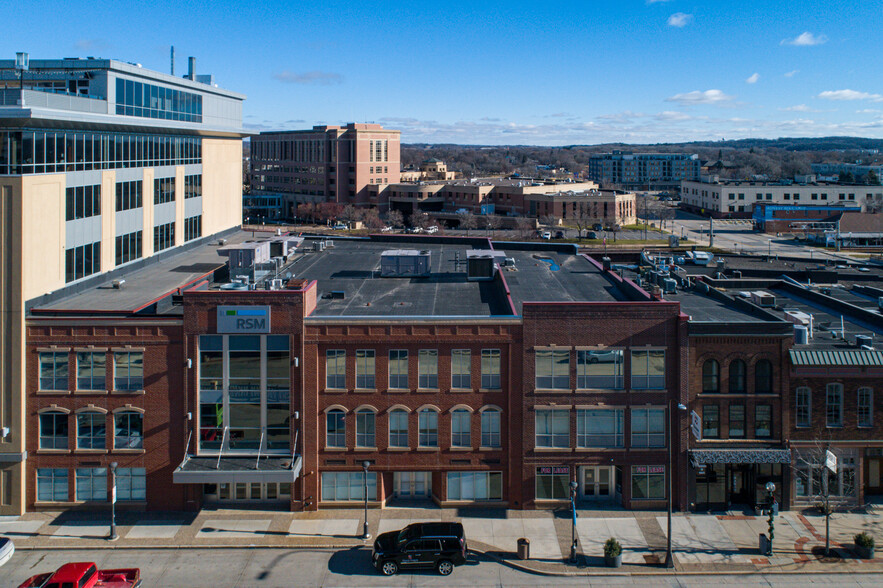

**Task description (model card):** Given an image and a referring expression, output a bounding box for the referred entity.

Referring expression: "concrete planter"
[855,544,874,559]
[604,554,622,568]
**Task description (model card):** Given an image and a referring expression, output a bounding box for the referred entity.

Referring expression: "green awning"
[790,349,883,367]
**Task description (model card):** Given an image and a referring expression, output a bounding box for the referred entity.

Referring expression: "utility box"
[759,533,771,556]
[380,250,431,277]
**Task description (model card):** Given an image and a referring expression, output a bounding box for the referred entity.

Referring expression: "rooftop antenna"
[170,46,175,76]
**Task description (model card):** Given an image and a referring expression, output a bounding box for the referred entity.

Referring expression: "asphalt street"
[3,548,883,588]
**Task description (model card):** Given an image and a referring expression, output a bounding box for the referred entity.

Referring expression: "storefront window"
[631,465,665,500]
[536,466,570,500]
[694,464,726,508]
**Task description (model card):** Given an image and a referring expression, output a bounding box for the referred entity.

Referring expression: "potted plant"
[855,532,875,559]
[604,537,622,568]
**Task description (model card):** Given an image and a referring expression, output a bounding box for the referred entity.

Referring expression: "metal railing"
[214,427,228,470]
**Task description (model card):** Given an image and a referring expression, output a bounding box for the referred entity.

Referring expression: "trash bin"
[759,533,771,556]
[517,537,530,560]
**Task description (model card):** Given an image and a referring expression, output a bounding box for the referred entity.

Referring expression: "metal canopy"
[690,449,791,466]
[790,349,883,367]
[173,455,301,484]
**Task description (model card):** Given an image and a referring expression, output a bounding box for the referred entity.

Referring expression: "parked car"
[406,227,424,234]
[0,537,13,568]
[380,226,393,232]
[18,562,142,588]
[426,225,439,234]
[592,223,603,231]
[586,231,597,240]
[372,522,467,576]
[541,231,551,240]
[554,230,565,239]
[332,223,348,230]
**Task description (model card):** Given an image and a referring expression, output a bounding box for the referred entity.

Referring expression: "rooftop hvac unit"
[380,249,431,277]
[794,325,808,345]
[856,334,873,348]
[784,310,811,326]
[662,278,677,294]
[465,250,506,281]
[602,257,612,271]
[750,291,776,307]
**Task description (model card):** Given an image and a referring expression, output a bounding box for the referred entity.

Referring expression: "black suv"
[372,522,467,576]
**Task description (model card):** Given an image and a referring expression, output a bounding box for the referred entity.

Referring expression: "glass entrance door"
[395,472,430,498]
[581,466,612,500]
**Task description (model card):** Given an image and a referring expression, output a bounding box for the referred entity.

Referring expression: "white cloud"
[781,32,827,46]
[272,70,344,85]
[779,104,815,112]
[857,109,883,114]
[745,73,760,84]
[665,89,735,106]
[784,70,799,77]
[667,12,693,27]
[655,111,693,121]
[818,89,883,102]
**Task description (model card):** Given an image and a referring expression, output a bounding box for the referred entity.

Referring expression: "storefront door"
[728,465,754,506]
[581,466,613,501]
[203,482,291,503]
[394,472,430,498]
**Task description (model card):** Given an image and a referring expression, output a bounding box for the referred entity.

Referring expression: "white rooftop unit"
[466,250,506,281]
[380,249,431,277]
[217,241,271,269]
[750,290,776,307]
[783,310,812,326]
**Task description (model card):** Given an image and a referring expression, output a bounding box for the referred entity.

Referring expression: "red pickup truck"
[18,562,142,588]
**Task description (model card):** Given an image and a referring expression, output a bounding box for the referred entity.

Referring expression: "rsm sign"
[217,306,271,333]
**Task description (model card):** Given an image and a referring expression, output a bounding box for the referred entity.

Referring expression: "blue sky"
[6,0,883,145]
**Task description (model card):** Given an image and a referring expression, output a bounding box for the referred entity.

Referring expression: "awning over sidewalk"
[173,455,302,484]
[690,449,791,467]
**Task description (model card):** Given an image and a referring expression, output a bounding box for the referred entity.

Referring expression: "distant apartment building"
[680,178,880,218]
[400,158,457,182]
[0,53,246,514]
[587,152,700,190]
[249,123,401,214]
[811,162,883,182]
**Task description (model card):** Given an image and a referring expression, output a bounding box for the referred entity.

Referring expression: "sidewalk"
[2,506,883,575]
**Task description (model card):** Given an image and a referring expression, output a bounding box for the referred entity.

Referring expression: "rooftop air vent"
[112,279,125,289]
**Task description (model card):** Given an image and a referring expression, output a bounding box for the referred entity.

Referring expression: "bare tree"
[361,208,385,229]
[411,211,432,229]
[459,211,478,234]
[340,205,362,225]
[571,202,596,242]
[385,209,404,229]
[485,214,503,238]
[539,214,559,228]
[793,439,849,556]
[515,216,535,240]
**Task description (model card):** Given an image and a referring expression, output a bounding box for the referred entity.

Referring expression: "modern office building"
[811,162,883,182]
[0,54,246,514]
[587,152,700,191]
[248,124,401,214]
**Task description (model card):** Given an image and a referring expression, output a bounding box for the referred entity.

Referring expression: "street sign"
[690,410,702,441]
[825,450,837,473]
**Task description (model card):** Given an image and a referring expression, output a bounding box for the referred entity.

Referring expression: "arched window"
[702,359,720,393]
[326,409,345,448]
[355,408,376,448]
[418,408,438,447]
[114,411,143,449]
[388,409,409,448]
[754,359,772,394]
[39,411,68,450]
[728,359,746,393]
[451,409,471,448]
[76,411,106,449]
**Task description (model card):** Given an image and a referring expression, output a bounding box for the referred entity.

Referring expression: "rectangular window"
[826,384,843,427]
[116,467,146,501]
[113,351,143,391]
[355,350,375,389]
[728,404,745,438]
[64,241,101,283]
[115,180,143,212]
[535,466,570,500]
[321,471,377,501]
[481,349,501,389]
[796,387,811,428]
[418,410,438,447]
[389,410,409,448]
[702,405,720,438]
[184,215,202,241]
[451,349,471,389]
[76,351,106,390]
[631,349,665,389]
[858,388,873,428]
[631,465,665,500]
[388,349,408,389]
[325,350,346,389]
[326,410,345,448]
[535,409,570,448]
[153,221,175,252]
[481,410,501,448]
[39,412,68,449]
[535,349,570,389]
[65,185,101,220]
[576,408,624,448]
[154,177,175,204]
[631,407,665,447]
[37,468,68,502]
[418,349,438,389]
[184,174,202,199]
[115,230,142,266]
[447,472,503,501]
[114,411,143,449]
[577,349,624,389]
[451,410,471,448]
[39,351,69,391]
[755,404,772,438]
[355,410,376,448]
[76,412,106,449]
[76,468,107,501]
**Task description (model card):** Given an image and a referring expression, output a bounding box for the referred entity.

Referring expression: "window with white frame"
[76,351,106,390]
[447,471,502,501]
[481,349,501,389]
[796,387,811,428]
[39,411,68,449]
[355,409,376,448]
[321,471,377,501]
[631,349,665,389]
[389,409,409,447]
[481,409,501,448]
[418,408,438,447]
[113,351,143,391]
[826,383,843,427]
[76,467,107,501]
[326,409,346,448]
[76,412,106,449]
[116,467,146,501]
[418,349,438,389]
[451,409,471,448]
[39,351,68,391]
[535,349,570,389]
[113,411,143,449]
[576,408,624,448]
[858,387,873,428]
[577,350,624,389]
[535,409,570,448]
[630,407,665,447]
[355,350,375,389]
[325,350,346,389]
[388,350,408,389]
[37,468,68,502]
[451,349,471,389]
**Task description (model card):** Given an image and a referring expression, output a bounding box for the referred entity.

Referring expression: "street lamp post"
[569,480,579,563]
[362,461,371,540]
[765,482,776,554]
[768,239,772,258]
[664,402,688,569]
[108,462,118,541]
